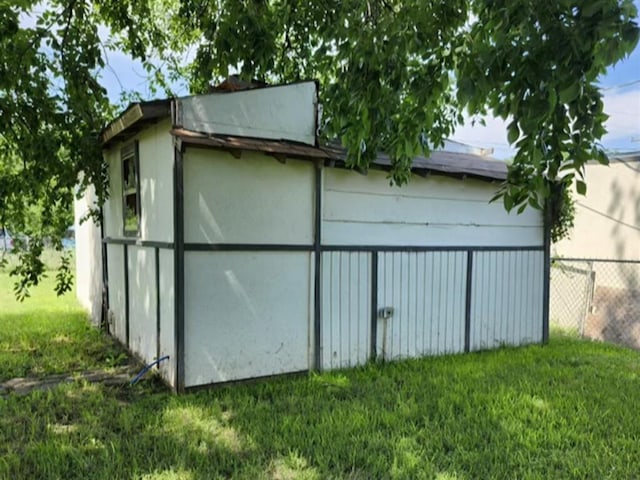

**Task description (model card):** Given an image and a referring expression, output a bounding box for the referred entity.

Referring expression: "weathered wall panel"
[176,82,317,145]
[137,119,174,242]
[106,244,126,344]
[127,246,157,364]
[321,251,371,369]
[183,151,314,245]
[102,119,174,242]
[184,251,311,387]
[377,251,467,359]
[470,250,544,350]
[158,249,176,386]
[322,169,543,247]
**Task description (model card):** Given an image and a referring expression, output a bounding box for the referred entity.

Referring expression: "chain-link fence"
[550,258,640,349]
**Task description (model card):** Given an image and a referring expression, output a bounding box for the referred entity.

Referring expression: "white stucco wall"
[554,161,640,261]
[158,249,175,386]
[322,168,543,247]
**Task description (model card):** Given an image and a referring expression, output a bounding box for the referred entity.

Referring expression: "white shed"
[75,81,550,392]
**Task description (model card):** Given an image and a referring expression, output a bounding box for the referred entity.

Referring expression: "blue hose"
[130,355,170,385]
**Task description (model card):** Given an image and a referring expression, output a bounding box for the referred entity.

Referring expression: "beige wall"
[554,160,640,260]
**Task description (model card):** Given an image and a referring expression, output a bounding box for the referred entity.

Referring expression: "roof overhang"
[100,99,172,147]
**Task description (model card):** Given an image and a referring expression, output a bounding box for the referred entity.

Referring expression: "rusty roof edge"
[171,128,507,182]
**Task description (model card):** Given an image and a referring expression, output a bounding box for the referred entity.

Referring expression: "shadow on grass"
[2,339,640,479]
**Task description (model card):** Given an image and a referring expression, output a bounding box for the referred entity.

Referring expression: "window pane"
[124,193,138,232]
[121,142,140,235]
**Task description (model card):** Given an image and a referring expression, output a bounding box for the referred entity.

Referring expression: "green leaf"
[507,121,520,145]
[576,180,587,196]
[559,83,580,104]
[503,194,514,212]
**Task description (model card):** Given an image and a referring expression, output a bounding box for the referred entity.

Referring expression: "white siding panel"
[103,149,123,238]
[184,252,311,387]
[325,168,498,201]
[183,151,314,244]
[324,190,540,227]
[469,250,544,350]
[102,120,173,242]
[377,252,466,359]
[106,244,126,344]
[322,168,543,247]
[158,249,175,387]
[321,252,371,369]
[138,120,174,242]
[324,222,543,247]
[127,246,157,364]
[177,81,317,145]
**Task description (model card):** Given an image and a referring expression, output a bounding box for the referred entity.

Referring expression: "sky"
[452,0,640,157]
[451,45,640,158]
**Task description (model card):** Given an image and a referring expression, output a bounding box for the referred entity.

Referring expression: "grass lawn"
[1,273,640,479]
[0,271,126,380]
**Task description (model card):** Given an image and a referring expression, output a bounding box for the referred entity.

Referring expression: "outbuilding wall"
[320,168,545,369]
[91,121,547,391]
[101,120,176,386]
[322,169,542,246]
[180,152,546,387]
[182,150,315,387]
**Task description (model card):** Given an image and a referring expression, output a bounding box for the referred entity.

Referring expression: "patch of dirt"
[585,286,640,349]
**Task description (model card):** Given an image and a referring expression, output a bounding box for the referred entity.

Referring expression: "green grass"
[0,272,126,380]
[2,274,640,479]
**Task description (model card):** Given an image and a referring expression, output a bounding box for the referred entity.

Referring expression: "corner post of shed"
[313,159,323,371]
[173,135,186,393]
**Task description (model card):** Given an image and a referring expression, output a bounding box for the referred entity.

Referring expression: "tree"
[0,0,638,296]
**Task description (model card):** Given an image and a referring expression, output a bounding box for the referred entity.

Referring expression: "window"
[121,142,140,236]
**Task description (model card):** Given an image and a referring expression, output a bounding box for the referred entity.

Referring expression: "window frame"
[121,141,141,237]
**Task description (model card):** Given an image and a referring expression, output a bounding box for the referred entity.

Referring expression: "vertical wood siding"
[377,251,467,359]
[321,251,371,369]
[469,250,544,350]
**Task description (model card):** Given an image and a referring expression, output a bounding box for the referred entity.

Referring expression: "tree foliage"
[0,0,638,296]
